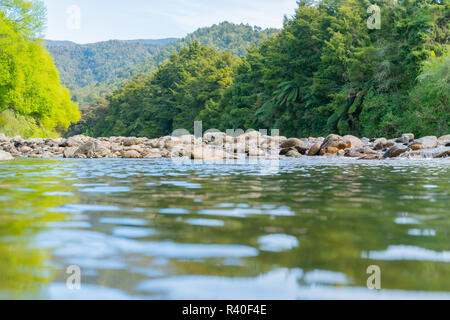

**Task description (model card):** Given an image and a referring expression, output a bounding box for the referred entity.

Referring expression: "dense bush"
[0,0,80,138]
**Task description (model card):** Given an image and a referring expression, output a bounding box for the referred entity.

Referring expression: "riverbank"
[0,132,449,161]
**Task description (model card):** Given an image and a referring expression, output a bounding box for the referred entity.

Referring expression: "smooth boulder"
[73,140,110,158]
[0,150,13,160]
[343,135,363,148]
[383,145,410,158]
[413,136,438,149]
[320,135,350,155]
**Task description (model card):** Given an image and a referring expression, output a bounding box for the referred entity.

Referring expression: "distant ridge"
[120,38,179,46]
[45,40,78,46]
[45,38,179,46]
[45,22,278,106]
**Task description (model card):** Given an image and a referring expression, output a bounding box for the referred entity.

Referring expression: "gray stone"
[280,138,305,149]
[383,145,410,158]
[285,150,302,158]
[437,134,450,145]
[63,147,78,158]
[414,136,438,149]
[0,150,13,160]
[320,134,350,155]
[73,140,110,158]
[343,135,364,148]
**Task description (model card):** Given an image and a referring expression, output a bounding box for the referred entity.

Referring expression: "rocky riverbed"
[0,132,449,161]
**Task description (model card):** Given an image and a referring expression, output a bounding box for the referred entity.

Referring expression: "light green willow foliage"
[0,0,80,138]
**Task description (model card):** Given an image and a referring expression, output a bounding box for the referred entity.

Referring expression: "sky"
[42,0,298,44]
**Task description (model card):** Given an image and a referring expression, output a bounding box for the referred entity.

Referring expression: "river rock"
[191,146,233,160]
[343,135,363,148]
[308,142,322,156]
[383,145,410,158]
[396,133,414,144]
[280,148,294,156]
[122,137,140,146]
[320,134,350,155]
[122,150,141,158]
[164,137,184,149]
[204,132,226,144]
[11,136,24,146]
[344,150,364,158]
[358,154,381,160]
[433,150,450,158]
[356,147,378,155]
[73,140,110,158]
[280,138,304,149]
[285,150,302,158]
[294,143,309,154]
[63,147,78,158]
[144,153,162,159]
[437,135,450,145]
[248,147,266,157]
[67,135,90,147]
[413,136,438,149]
[409,142,425,150]
[372,138,395,150]
[53,138,68,147]
[18,146,32,153]
[0,150,13,160]
[179,135,195,145]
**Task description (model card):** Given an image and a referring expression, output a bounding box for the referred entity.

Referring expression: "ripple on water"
[394,217,421,225]
[303,270,350,285]
[113,227,156,238]
[408,229,436,237]
[99,217,148,226]
[48,204,121,214]
[185,219,225,227]
[160,181,202,189]
[43,191,75,196]
[258,234,299,252]
[362,245,450,262]
[159,208,190,215]
[46,221,92,229]
[78,186,131,194]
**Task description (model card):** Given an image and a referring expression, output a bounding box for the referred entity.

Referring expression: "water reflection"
[0,158,449,299]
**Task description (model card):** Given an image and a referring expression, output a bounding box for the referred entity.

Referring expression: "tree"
[0,0,80,138]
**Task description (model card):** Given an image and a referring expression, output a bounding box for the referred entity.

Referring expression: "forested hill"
[44,39,177,104]
[0,0,80,138]
[46,22,278,107]
[125,22,279,76]
[77,0,449,139]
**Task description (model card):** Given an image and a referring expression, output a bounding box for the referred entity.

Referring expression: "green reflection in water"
[0,160,77,299]
[0,158,449,299]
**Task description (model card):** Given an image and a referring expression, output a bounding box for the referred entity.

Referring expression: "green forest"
[76,0,449,139]
[45,39,175,106]
[0,0,79,138]
[1,0,449,139]
[46,22,278,108]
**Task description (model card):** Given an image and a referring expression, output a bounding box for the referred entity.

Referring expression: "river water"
[0,158,449,299]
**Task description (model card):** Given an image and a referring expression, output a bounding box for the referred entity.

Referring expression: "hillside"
[76,0,449,139]
[45,39,177,104]
[47,22,278,107]
[0,1,80,138]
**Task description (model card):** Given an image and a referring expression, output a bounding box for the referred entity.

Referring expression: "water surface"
[0,158,449,299]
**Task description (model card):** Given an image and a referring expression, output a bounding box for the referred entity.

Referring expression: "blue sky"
[43,0,298,44]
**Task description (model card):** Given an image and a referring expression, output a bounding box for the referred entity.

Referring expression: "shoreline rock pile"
[0,132,449,161]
